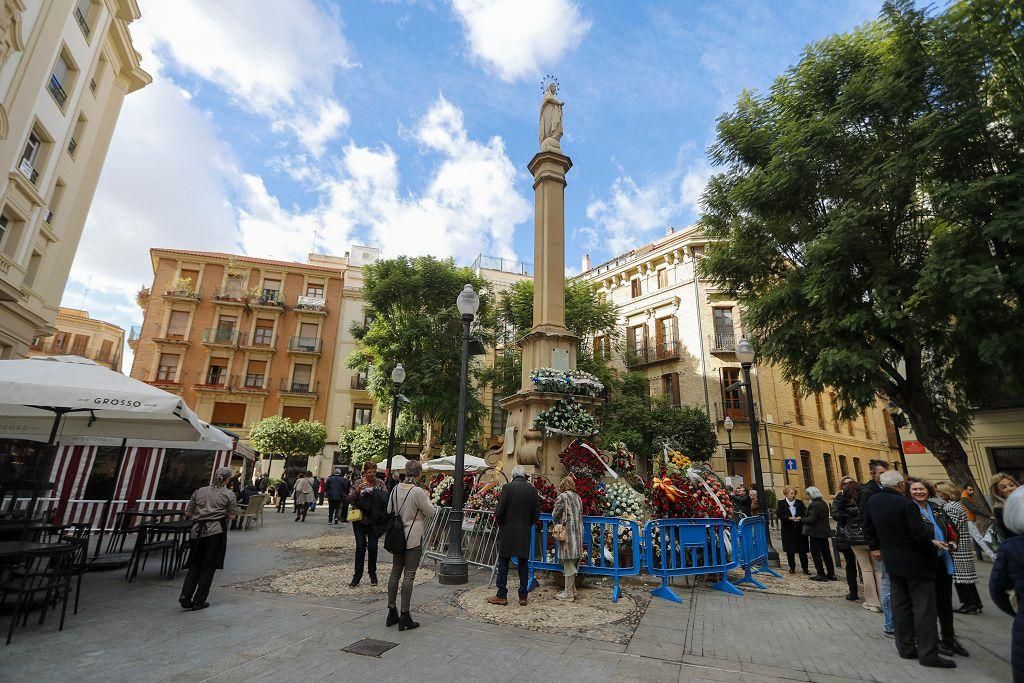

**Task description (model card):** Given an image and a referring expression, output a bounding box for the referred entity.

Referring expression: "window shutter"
[626,326,635,352]
[281,405,310,421]
[211,402,246,427]
[247,360,266,374]
[672,372,681,406]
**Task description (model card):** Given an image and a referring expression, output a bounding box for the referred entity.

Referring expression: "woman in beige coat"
[292,471,315,522]
[553,476,584,602]
[385,459,435,631]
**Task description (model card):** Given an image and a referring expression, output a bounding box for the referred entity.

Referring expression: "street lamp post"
[384,363,406,481]
[735,337,779,563]
[724,416,734,477]
[439,284,479,585]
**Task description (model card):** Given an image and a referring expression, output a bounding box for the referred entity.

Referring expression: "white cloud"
[679,161,712,215]
[273,98,350,158]
[450,0,591,81]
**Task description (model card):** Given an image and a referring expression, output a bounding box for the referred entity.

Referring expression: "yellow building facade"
[0,0,149,360]
[28,305,123,369]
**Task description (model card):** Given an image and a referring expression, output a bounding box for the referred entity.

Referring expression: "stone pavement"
[0,508,1013,682]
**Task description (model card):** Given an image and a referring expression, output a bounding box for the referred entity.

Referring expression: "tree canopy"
[349,255,494,454]
[698,0,1023,496]
[248,416,327,479]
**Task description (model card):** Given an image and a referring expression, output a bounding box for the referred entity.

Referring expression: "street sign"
[784,458,797,471]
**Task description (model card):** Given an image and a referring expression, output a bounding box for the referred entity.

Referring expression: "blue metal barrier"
[642,518,742,603]
[526,513,642,602]
[734,515,782,589]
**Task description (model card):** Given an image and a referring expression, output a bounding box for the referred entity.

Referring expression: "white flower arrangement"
[530,367,604,397]
[532,397,597,435]
[601,481,647,521]
[430,475,454,506]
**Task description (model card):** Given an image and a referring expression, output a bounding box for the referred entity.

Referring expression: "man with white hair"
[865,469,955,668]
[488,465,540,606]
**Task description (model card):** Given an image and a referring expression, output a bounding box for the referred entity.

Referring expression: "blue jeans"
[879,560,894,633]
[495,556,529,599]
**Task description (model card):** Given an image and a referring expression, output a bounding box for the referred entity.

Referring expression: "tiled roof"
[151,248,346,274]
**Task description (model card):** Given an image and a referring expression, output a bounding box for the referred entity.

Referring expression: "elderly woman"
[990,487,1024,681]
[802,487,836,582]
[385,460,434,631]
[992,472,1020,542]
[292,471,315,522]
[179,466,239,610]
[936,481,983,615]
[348,461,388,587]
[776,485,809,575]
[553,476,584,602]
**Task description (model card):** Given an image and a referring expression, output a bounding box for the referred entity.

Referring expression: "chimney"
[581,253,591,271]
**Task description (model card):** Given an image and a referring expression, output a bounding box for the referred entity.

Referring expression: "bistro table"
[0,540,57,562]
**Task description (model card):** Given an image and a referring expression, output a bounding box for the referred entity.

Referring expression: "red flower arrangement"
[559,438,605,477]
[466,481,501,511]
[573,474,607,516]
[647,464,733,519]
[532,476,558,513]
[427,473,476,508]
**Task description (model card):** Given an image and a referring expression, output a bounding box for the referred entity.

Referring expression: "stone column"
[529,151,572,333]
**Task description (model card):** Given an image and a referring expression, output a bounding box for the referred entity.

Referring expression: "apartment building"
[0,0,149,359]
[28,305,123,369]
[575,225,892,493]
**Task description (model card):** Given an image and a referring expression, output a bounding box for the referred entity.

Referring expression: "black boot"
[398,612,419,631]
[386,607,400,627]
[369,572,378,586]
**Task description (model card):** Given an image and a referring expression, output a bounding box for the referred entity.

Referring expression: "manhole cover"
[341,638,399,658]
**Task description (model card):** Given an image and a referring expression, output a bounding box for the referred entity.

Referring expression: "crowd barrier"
[526,513,641,603]
[733,515,781,589]
[642,518,742,603]
[422,507,501,585]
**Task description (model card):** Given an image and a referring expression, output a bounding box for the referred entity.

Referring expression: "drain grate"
[341,638,399,658]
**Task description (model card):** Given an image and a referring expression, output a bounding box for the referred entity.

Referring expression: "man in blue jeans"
[488,466,540,606]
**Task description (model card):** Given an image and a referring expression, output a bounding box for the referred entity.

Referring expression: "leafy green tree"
[484,278,620,400]
[249,416,327,479]
[600,372,718,466]
[351,423,391,467]
[349,256,494,455]
[697,0,1022,505]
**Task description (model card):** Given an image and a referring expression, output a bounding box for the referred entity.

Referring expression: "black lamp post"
[735,337,779,562]
[385,363,406,482]
[724,416,734,477]
[439,284,479,585]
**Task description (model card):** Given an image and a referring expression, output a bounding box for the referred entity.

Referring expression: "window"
[253,320,274,346]
[245,360,266,388]
[46,179,65,224]
[282,405,311,421]
[627,324,646,355]
[156,449,216,500]
[655,316,676,355]
[593,335,610,360]
[70,334,89,355]
[89,54,105,95]
[24,251,42,289]
[74,0,93,37]
[217,315,237,332]
[853,457,863,482]
[661,373,681,407]
[839,455,849,478]
[157,353,179,381]
[261,278,281,301]
[630,278,642,298]
[166,310,189,338]
[722,367,745,420]
[823,453,836,493]
[52,331,69,352]
[49,51,75,109]
[713,308,734,348]
[299,322,318,340]
[352,404,373,428]
[829,392,840,432]
[0,209,24,257]
[82,445,120,499]
[490,394,506,437]
[305,283,324,298]
[97,339,113,362]
[210,402,245,428]
[291,363,312,391]
[800,450,814,487]
[657,268,668,289]
[68,114,85,157]
[862,410,872,440]
[791,381,804,426]
[814,393,825,430]
[206,357,228,385]
[847,420,855,437]
[178,268,200,291]
[0,212,7,248]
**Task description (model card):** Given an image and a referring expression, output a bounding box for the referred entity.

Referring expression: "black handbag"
[383,488,415,554]
[839,519,868,545]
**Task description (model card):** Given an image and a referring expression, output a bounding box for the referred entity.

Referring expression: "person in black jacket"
[275,478,290,513]
[325,468,350,524]
[488,466,540,606]
[777,485,809,574]
[865,470,955,669]
[731,486,752,517]
[990,487,1024,681]
[802,487,836,581]
[832,479,864,600]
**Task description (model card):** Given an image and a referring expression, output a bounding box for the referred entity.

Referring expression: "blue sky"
[63,0,884,367]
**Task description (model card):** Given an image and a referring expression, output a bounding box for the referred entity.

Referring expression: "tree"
[484,278,620,400]
[249,416,327,480]
[349,256,494,455]
[600,372,718,466]
[697,0,1023,508]
[351,423,390,467]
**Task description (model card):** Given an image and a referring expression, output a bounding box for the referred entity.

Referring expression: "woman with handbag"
[936,481,983,614]
[347,461,387,587]
[552,476,583,602]
[384,460,434,630]
[802,487,836,582]
[831,479,865,601]
[907,478,969,657]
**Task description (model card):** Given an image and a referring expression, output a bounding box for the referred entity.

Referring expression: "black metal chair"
[0,544,78,645]
[125,525,177,582]
[59,525,91,616]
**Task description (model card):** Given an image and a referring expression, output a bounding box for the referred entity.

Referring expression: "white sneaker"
[554,590,572,601]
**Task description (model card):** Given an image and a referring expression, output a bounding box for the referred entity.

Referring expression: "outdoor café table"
[0,541,54,563]
[0,521,67,543]
[126,519,193,581]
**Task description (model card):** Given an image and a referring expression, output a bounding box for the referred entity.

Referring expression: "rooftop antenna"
[79,276,92,310]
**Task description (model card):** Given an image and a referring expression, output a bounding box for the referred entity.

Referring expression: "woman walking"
[990,487,1024,682]
[777,486,809,575]
[275,478,290,513]
[553,476,584,602]
[348,461,387,587]
[292,471,315,522]
[831,479,865,601]
[385,460,434,631]
[936,481,983,614]
[803,487,836,582]
[179,467,239,610]
[907,478,969,657]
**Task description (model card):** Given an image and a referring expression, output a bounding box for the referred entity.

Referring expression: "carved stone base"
[498,391,603,479]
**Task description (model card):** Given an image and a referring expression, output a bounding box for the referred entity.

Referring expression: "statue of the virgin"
[538,82,564,153]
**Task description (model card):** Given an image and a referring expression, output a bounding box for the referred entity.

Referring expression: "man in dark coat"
[488,466,540,606]
[325,468,350,524]
[865,470,955,669]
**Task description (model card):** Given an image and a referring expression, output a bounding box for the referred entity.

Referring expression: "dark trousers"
[891,574,939,662]
[327,498,342,523]
[180,535,220,605]
[953,581,981,609]
[294,502,308,520]
[786,551,809,573]
[495,556,529,599]
[934,567,955,645]
[276,497,286,513]
[839,546,857,595]
[809,537,835,577]
[352,522,379,581]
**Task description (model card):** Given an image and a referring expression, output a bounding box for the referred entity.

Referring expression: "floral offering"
[573,475,607,516]
[532,397,597,436]
[601,481,647,521]
[647,463,733,519]
[529,367,604,397]
[532,475,558,513]
[465,481,501,511]
[610,442,637,476]
[428,474,454,507]
[559,438,606,477]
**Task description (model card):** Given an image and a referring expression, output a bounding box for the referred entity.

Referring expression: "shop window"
[155,449,217,500]
[82,445,121,499]
[0,439,53,484]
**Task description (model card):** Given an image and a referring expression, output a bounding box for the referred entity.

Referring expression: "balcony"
[212,290,246,306]
[240,374,268,393]
[127,325,142,349]
[717,399,749,422]
[202,327,239,347]
[709,332,736,354]
[294,295,327,314]
[351,374,369,390]
[47,74,67,108]
[163,288,200,302]
[18,158,39,185]
[624,340,683,368]
[195,374,235,393]
[249,292,285,311]
[239,332,275,350]
[287,336,322,355]
[280,379,318,397]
